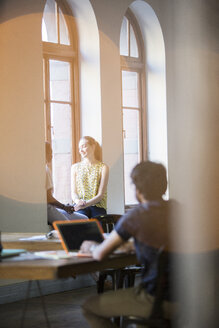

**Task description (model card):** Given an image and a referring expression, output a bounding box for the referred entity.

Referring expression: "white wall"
[130,1,168,169]
[68,0,102,142]
[90,0,127,213]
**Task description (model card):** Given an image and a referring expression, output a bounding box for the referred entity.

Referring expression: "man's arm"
[71,164,82,205]
[47,188,62,207]
[47,188,74,213]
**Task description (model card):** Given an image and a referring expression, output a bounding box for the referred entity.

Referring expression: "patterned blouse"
[74,161,107,209]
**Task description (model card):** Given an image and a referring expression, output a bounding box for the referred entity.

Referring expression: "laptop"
[52,219,104,257]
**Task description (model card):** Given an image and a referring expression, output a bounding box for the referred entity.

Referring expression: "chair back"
[95,214,121,233]
[122,249,171,328]
[149,250,169,320]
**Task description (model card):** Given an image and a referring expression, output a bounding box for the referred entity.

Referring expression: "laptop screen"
[53,219,104,253]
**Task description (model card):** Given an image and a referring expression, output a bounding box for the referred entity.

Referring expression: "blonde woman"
[71,136,109,218]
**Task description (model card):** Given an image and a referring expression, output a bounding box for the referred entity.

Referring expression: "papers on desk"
[2,252,43,261]
[34,250,92,259]
[19,232,60,241]
[19,235,47,241]
[34,250,72,259]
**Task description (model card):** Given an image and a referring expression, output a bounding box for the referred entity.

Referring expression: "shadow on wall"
[0,195,48,233]
[0,0,45,23]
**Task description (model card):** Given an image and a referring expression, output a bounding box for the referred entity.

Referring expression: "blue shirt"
[115,200,172,300]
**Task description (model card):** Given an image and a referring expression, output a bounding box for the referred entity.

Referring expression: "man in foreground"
[80,161,174,328]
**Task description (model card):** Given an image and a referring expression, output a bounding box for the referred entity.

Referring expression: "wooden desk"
[1,233,137,280]
[2,232,62,251]
[0,253,137,280]
[0,233,138,328]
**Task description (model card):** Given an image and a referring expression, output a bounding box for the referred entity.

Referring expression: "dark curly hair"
[131,161,167,200]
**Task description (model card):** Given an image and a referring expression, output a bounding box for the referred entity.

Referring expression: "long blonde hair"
[81,136,102,161]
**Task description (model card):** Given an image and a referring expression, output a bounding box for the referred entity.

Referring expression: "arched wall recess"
[130,1,168,171]
[66,0,101,143]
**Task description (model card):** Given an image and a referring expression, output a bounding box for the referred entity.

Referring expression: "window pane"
[42,0,58,43]
[122,71,139,108]
[130,24,139,58]
[123,109,140,155]
[123,109,140,205]
[50,103,72,203]
[43,59,46,98]
[120,17,128,56]
[44,102,48,140]
[42,19,48,42]
[49,60,71,102]
[59,7,70,45]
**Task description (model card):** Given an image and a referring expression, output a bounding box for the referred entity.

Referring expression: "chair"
[95,214,142,293]
[96,214,121,234]
[122,250,171,328]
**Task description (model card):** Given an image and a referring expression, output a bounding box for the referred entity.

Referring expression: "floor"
[0,285,97,328]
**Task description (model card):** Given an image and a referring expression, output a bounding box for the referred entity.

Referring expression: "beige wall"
[0,0,48,232]
[162,0,219,253]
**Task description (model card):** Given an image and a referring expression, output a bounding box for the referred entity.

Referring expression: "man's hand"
[63,204,75,214]
[79,241,99,254]
[80,231,125,261]
[115,240,135,253]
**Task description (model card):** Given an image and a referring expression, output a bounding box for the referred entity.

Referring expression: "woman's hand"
[74,199,86,211]
[79,241,99,254]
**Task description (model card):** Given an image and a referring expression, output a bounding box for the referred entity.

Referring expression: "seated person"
[45,142,87,225]
[71,136,109,218]
[80,161,175,328]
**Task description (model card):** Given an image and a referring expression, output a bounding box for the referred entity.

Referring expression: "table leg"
[36,280,51,328]
[20,280,51,328]
[20,280,32,328]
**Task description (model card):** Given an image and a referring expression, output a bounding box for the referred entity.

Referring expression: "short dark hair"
[131,161,167,200]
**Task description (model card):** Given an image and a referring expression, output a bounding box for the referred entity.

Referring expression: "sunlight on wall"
[68,0,101,143]
[130,1,168,170]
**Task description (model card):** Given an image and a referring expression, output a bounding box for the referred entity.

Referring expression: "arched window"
[120,9,146,206]
[42,0,79,203]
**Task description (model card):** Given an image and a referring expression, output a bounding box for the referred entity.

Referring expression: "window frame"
[120,9,147,207]
[43,0,80,164]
